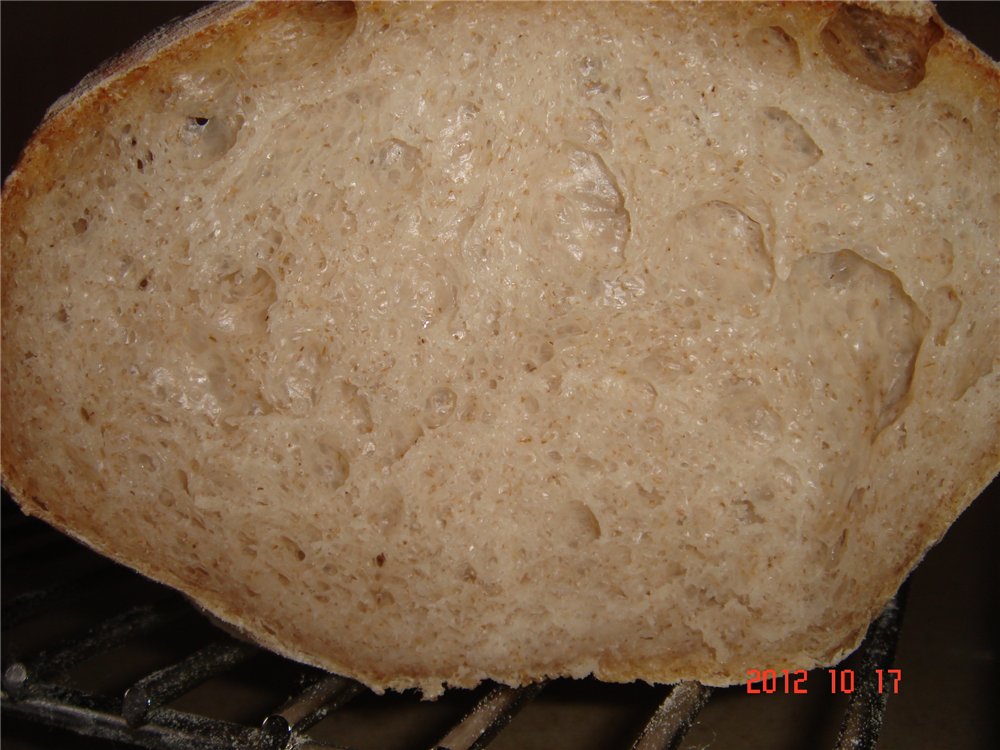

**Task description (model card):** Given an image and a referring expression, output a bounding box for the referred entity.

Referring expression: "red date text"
[745,668,901,695]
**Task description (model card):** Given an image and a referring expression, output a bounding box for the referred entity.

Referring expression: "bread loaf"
[2,1,998,697]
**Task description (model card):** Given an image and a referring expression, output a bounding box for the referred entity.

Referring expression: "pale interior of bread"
[2,2,998,696]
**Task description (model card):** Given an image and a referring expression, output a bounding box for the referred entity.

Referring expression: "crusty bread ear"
[2,1,998,697]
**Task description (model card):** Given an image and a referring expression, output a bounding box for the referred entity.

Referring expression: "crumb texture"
[2,1,998,696]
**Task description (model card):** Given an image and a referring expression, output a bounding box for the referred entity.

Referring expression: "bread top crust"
[2,1,998,696]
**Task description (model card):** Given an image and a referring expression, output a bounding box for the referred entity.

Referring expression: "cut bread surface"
[2,2,998,696]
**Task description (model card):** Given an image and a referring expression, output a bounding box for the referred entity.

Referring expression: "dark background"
[1,2,998,749]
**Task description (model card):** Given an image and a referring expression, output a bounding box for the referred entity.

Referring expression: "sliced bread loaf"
[2,1,998,696]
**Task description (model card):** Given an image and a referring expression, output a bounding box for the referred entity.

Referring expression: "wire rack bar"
[122,639,260,727]
[432,682,545,750]
[3,681,272,750]
[834,586,909,750]
[259,673,362,749]
[3,601,183,699]
[629,681,713,750]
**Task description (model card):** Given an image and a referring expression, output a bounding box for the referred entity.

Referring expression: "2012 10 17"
[745,668,902,694]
